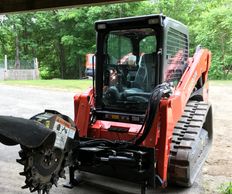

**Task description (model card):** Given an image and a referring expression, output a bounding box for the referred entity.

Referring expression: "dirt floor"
[0,83,231,194]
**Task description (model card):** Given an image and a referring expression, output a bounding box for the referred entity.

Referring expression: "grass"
[209,80,232,85]
[0,79,231,92]
[218,182,232,194]
[0,79,92,92]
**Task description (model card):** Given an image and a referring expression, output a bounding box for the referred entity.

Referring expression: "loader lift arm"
[156,48,212,186]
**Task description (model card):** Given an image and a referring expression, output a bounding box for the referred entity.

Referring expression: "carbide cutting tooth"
[18,150,26,158]
[39,185,45,191]
[16,159,26,165]
[31,180,38,187]
[59,169,64,177]
[52,176,59,187]
[21,184,29,189]
[30,187,38,192]
[19,171,26,176]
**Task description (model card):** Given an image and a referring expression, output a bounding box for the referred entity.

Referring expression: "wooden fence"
[0,55,39,80]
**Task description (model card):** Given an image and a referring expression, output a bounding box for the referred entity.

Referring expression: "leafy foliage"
[194,2,232,79]
[219,182,232,194]
[0,1,231,79]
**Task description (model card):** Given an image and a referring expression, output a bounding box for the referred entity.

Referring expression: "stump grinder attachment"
[0,111,77,194]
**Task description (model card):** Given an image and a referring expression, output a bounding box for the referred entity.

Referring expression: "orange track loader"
[0,14,212,194]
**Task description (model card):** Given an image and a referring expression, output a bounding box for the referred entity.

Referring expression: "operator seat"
[133,53,156,92]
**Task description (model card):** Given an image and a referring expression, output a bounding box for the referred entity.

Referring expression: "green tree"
[194,3,232,79]
[0,1,231,80]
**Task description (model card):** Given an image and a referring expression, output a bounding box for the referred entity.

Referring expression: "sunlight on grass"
[0,79,92,92]
[0,80,231,92]
[209,80,232,85]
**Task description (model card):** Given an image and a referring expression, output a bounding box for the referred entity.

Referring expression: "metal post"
[63,166,80,189]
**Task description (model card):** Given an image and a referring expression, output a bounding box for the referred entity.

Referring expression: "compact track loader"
[0,14,213,194]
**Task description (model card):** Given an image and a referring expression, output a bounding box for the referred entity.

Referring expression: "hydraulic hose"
[134,83,173,146]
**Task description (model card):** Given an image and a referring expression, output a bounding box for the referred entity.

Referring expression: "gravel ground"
[0,83,231,194]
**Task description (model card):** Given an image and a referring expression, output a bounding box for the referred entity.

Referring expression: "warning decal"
[53,117,76,149]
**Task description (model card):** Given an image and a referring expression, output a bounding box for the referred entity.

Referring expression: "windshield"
[102,28,157,113]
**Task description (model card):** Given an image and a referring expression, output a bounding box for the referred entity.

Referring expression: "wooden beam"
[0,0,139,14]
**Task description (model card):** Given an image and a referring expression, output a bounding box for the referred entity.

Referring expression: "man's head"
[128,55,136,66]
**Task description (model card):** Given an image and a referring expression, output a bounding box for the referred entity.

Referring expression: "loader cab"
[94,15,189,123]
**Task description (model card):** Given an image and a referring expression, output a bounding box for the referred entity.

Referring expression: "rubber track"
[168,101,211,187]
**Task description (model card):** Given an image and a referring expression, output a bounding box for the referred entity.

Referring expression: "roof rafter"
[0,0,141,13]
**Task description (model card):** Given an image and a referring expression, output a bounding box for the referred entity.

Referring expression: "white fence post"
[4,55,7,71]
[33,58,39,79]
[4,55,7,80]
[34,58,38,69]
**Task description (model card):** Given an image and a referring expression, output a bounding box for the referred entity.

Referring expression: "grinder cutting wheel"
[0,110,77,194]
